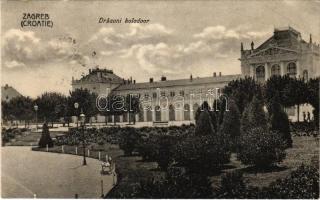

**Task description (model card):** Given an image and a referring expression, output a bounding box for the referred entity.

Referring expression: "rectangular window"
[160,91,166,96]
[153,92,157,98]
[170,91,175,97]
[179,90,185,96]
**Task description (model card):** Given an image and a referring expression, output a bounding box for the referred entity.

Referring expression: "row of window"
[255,62,308,81]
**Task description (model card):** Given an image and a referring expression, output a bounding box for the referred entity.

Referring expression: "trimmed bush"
[119,127,140,156]
[263,164,319,199]
[220,99,241,139]
[135,167,213,198]
[237,127,286,168]
[174,133,231,172]
[241,96,268,134]
[268,97,292,147]
[217,171,259,198]
[38,123,53,148]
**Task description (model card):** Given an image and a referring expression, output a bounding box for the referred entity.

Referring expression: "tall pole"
[35,110,38,131]
[82,122,87,165]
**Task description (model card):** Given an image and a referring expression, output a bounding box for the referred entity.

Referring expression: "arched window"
[287,62,297,78]
[138,110,144,122]
[271,64,281,76]
[169,105,175,121]
[155,106,161,121]
[114,115,120,122]
[184,104,190,121]
[123,113,128,122]
[193,103,199,120]
[303,70,308,81]
[256,65,265,82]
[146,109,152,122]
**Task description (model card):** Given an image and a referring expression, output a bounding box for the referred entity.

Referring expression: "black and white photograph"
[1,0,319,199]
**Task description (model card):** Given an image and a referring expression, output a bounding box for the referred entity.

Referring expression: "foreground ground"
[1,146,114,198]
[30,135,319,197]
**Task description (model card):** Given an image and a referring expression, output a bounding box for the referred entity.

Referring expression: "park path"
[1,146,114,198]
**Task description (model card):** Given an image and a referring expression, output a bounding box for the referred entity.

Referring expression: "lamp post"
[34,104,38,131]
[80,108,87,166]
[74,102,79,127]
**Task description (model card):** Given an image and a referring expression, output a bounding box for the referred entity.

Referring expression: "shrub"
[174,133,231,173]
[241,96,268,134]
[38,123,54,148]
[135,167,213,198]
[217,171,259,198]
[268,97,292,148]
[154,134,178,171]
[220,99,240,150]
[118,127,140,156]
[263,164,319,199]
[195,110,216,136]
[237,127,286,168]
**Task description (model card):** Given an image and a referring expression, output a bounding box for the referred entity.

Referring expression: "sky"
[1,0,320,98]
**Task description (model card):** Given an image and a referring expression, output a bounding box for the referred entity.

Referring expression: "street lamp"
[74,102,79,127]
[34,104,38,131]
[80,108,87,166]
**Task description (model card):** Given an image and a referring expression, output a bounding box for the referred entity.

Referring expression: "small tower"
[251,41,254,50]
[309,34,312,44]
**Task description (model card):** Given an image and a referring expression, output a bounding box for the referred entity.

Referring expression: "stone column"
[250,64,255,78]
[280,62,285,76]
[265,63,270,81]
[119,115,123,123]
[296,60,300,78]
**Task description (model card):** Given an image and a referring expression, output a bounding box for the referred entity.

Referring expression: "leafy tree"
[223,77,262,114]
[237,127,286,168]
[268,95,292,148]
[68,89,98,124]
[5,96,34,127]
[306,78,319,129]
[264,75,308,122]
[35,92,67,127]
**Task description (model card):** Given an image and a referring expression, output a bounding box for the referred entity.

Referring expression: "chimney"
[161,76,166,81]
[219,72,222,77]
[251,41,254,50]
[133,80,136,84]
[190,74,193,81]
[241,42,244,52]
[149,78,154,83]
[213,72,216,77]
[130,76,132,83]
[310,34,312,44]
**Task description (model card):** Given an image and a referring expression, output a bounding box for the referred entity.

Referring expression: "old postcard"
[1,0,319,199]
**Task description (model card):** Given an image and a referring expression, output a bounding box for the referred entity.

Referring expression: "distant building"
[240,26,320,82]
[72,67,241,125]
[1,84,22,102]
[240,27,319,121]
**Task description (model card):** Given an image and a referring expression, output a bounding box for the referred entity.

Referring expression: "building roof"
[114,74,242,91]
[241,26,319,57]
[72,67,124,85]
[1,84,22,101]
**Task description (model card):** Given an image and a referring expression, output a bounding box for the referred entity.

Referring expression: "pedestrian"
[307,112,311,122]
[303,111,306,122]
